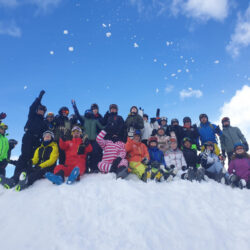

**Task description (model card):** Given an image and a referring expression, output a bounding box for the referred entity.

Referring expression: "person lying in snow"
[96,122,129,179]
[45,126,92,185]
[228,142,250,189]
[125,130,150,182]
[199,141,229,184]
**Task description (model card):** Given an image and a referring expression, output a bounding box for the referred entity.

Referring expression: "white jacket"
[164,148,187,171]
[141,121,153,140]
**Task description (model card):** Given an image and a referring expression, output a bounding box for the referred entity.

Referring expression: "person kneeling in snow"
[147,136,173,182]
[199,141,229,184]
[164,137,187,178]
[181,137,204,182]
[228,143,250,189]
[96,123,129,179]
[45,126,92,185]
[125,130,150,182]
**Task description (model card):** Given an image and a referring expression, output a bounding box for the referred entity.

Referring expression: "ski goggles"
[46,112,54,117]
[0,124,8,130]
[61,110,69,115]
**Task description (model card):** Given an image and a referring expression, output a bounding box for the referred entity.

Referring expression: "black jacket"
[182,147,199,168]
[181,125,200,146]
[24,98,48,136]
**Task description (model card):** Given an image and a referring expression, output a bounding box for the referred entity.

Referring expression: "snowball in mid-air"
[153,59,157,62]
[163,63,167,67]
[49,51,54,55]
[214,60,220,64]
[68,46,74,52]
[24,86,27,90]
[177,69,182,73]
[102,23,107,28]
[106,32,112,38]
[134,42,139,48]
[63,30,69,35]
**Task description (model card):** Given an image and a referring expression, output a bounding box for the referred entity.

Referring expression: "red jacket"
[59,138,92,174]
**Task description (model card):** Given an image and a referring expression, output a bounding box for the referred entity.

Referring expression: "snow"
[163,63,167,67]
[177,69,182,73]
[0,174,249,250]
[102,23,107,28]
[133,42,139,48]
[156,88,159,93]
[214,60,220,64]
[186,68,190,72]
[63,30,69,35]
[153,58,157,62]
[68,46,74,52]
[24,85,27,90]
[106,32,112,38]
[49,50,54,55]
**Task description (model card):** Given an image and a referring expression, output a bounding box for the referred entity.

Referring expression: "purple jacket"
[228,157,250,181]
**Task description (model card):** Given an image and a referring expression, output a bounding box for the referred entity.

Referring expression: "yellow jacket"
[32,141,59,168]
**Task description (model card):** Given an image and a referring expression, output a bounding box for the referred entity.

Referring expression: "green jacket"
[81,116,104,140]
[0,134,9,162]
[220,126,247,153]
[125,113,144,131]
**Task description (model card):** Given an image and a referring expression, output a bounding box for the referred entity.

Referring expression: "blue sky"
[1,0,250,160]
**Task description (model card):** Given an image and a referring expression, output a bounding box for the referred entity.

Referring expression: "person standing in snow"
[220,117,249,163]
[125,106,144,139]
[169,119,183,148]
[0,123,9,176]
[198,114,222,156]
[103,104,125,142]
[96,122,129,179]
[46,126,92,185]
[141,114,153,146]
[72,100,104,173]
[228,142,250,189]
[125,130,150,182]
[44,112,57,133]
[11,131,59,191]
[91,103,104,126]
[181,117,200,150]
[199,141,229,183]
[164,137,187,178]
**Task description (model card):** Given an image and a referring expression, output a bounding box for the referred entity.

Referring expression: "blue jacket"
[198,122,222,145]
[148,147,166,166]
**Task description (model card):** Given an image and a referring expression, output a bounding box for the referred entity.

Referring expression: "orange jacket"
[125,137,149,162]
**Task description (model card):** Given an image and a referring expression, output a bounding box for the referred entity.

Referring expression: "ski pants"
[54,164,84,178]
[98,158,128,173]
[206,162,223,174]
[0,160,7,176]
[129,161,147,178]
[87,140,103,172]
[27,166,55,186]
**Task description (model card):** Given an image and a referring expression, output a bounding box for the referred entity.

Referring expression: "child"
[228,142,250,189]
[156,127,171,154]
[125,130,150,182]
[96,126,129,179]
[147,137,172,182]
[199,141,229,183]
[0,123,9,176]
[182,137,204,181]
[164,137,187,178]
[45,126,92,185]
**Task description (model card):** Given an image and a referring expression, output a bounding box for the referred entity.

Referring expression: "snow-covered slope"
[0,174,249,250]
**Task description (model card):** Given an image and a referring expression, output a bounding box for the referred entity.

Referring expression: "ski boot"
[141,167,151,182]
[116,166,129,179]
[66,167,80,185]
[187,167,196,181]
[238,179,247,189]
[0,175,16,189]
[45,172,64,185]
[196,167,205,182]
[15,172,29,192]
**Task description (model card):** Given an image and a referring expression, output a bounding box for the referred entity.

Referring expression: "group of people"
[0,90,249,191]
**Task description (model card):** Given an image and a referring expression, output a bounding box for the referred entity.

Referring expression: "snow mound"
[0,174,249,250]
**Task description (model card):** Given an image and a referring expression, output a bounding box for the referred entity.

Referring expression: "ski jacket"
[181,125,200,146]
[125,137,149,162]
[164,148,187,170]
[169,125,183,147]
[198,122,222,145]
[59,137,92,172]
[199,151,222,169]
[0,134,9,162]
[156,134,170,153]
[220,126,247,153]
[54,115,72,141]
[32,141,59,168]
[96,130,128,165]
[182,147,199,168]
[125,113,144,136]
[73,105,104,140]
[24,97,48,136]
[141,121,153,140]
[148,147,166,166]
[228,155,250,181]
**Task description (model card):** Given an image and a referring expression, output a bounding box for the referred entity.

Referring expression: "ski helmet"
[170,137,177,143]
[143,114,149,120]
[46,112,54,118]
[204,141,214,149]
[71,126,82,133]
[130,106,138,114]
[59,107,69,116]
[42,130,54,140]
[199,114,208,121]
[171,118,179,125]
[91,103,99,110]
[161,117,168,123]
[221,117,230,124]
[134,129,141,137]
[182,137,192,145]
[234,142,245,151]
[183,117,191,124]
[109,104,118,111]
[0,123,8,130]
[148,136,158,146]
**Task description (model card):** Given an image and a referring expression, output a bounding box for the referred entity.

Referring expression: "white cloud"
[165,85,174,93]
[0,21,21,37]
[214,60,220,64]
[226,5,250,57]
[156,88,159,93]
[180,87,203,99]
[218,85,250,143]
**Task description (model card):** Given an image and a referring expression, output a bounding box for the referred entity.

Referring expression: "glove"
[214,125,221,134]
[38,90,45,100]
[151,161,160,169]
[83,137,89,146]
[141,157,149,165]
[77,144,85,155]
[0,112,7,120]
[243,142,249,152]
[182,166,187,171]
[156,108,160,118]
[196,144,201,151]
[170,164,175,169]
[60,130,67,141]
[71,99,77,108]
